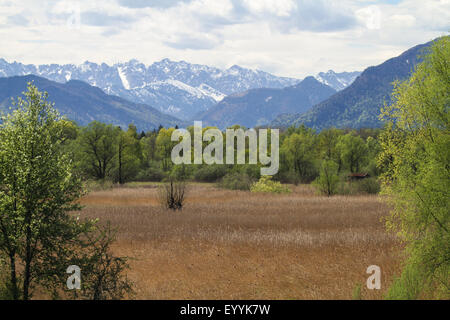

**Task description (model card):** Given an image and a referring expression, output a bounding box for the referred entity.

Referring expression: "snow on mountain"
[197,84,226,102]
[117,66,131,90]
[315,70,361,91]
[0,58,300,120]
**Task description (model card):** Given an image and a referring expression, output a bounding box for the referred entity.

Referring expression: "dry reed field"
[78,183,403,300]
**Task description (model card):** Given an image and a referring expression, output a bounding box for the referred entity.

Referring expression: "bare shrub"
[158,179,186,210]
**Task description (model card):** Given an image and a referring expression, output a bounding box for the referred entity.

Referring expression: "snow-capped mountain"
[0,58,300,120]
[315,70,361,91]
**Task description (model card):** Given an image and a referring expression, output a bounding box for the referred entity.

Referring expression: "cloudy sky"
[0,0,448,78]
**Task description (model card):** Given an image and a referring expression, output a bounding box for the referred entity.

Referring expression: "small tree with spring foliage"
[379,37,449,299]
[313,160,340,197]
[0,83,133,300]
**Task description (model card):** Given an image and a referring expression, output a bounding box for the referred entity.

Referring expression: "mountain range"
[0,58,360,121]
[271,39,436,130]
[0,75,186,130]
[199,76,336,129]
[0,58,302,120]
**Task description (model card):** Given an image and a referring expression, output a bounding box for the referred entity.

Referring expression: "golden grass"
[78,183,403,300]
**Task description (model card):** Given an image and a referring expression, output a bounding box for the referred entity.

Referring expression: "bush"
[352,283,363,300]
[357,177,381,194]
[336,177,381,195]
[218,172,254,191]
[385,263,425,300]
[70,223,135,300]
[233,164,261,180]
[312,160,340,196]
[135,166,166,182]
[84,179,114,192]
[170,164,193,181]
[275,170,301,185]
[250,176,291,194]
[194,165,228,182]
[158,179,186,210]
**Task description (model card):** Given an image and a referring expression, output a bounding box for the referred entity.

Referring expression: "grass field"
[78,183,403,300]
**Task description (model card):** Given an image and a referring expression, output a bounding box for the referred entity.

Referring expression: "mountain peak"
[315,70,361,91]
[159,58,173,64]
[127,58,140,65]
[302,75,320,83]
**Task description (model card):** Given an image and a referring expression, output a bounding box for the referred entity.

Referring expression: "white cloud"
[242,0,297,17]
[356,5,382,30]
[389,14,416,27]
[0,0,448,78]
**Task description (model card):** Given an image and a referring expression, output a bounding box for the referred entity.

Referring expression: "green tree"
[77,121,117,180]
[318,128,344,172]
[115,126,141,184]
[379,36,449,299]
[156,127,176,171]
[336,133,368,173]
[280,127,318,183]
[313,160,340,196]
[365,136,382,176]
[0,84,133,300]
[318,128,341,160]
[0,84,86,299]
[140,131,157,167]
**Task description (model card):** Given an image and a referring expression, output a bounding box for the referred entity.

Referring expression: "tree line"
[56,119,384,193]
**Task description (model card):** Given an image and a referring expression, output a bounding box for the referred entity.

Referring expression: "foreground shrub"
[218,172,254,191]
[250,176,291,194]
[66,223,134,300]
[385,262,426,300]
[352,283,363,300]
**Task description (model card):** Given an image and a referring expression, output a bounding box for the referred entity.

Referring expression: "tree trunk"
[118,146,123,184]
[22,212,32,300]
[9,253,19,300]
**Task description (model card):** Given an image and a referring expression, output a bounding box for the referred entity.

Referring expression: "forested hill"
[271,39,437,130]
